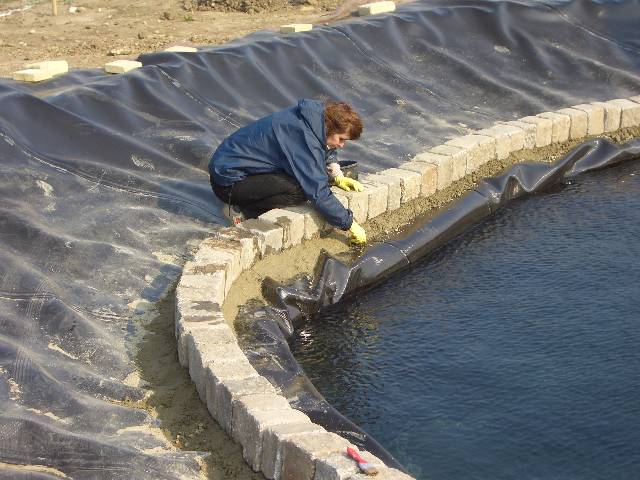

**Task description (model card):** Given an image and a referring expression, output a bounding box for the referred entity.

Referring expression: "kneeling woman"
[209,99,367,245]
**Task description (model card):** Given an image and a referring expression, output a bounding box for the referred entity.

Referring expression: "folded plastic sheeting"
[1,0,639,476]
[235,138,640,470]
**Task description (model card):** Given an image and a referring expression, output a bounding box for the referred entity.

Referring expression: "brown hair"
[324,101,363,140]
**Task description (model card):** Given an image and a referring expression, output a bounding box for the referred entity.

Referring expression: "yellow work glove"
[334,176,364,192]
[348,221,367,245]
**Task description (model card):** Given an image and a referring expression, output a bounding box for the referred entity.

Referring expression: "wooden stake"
[52,0,57,16]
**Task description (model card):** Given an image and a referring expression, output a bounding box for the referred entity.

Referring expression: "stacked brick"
[176,96,640,478]
[175,228,411,478]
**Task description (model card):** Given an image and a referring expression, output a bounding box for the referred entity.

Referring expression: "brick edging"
[175,95,640,479]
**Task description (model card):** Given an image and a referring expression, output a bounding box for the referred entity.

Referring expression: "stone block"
[261,422,326,480]
[631,95,640,104]
[175,300,224,338]
[412,151,453,191]
[572,103,605,136]
[214,227,258,270]
[518,116,552,147]
[398,161,437,197]
[477,124,525,159]
[187,337,245,401]
[209,374,275,435]
[259,208,306,249]
[280,24,313,33]
[231,393,294,460]
[238,218,284,258]
[445,134,496,173]
[280,432,352,480]
[178,269,226,306]
[330,187,369,224]
[283,204,329,240]
[237,407,310,472]
[381,168,421,203]
[104,60,142,73]
[359,1,396,16]
[175,288,222,327]
[164,46,198,52]
[205,357,259,387]
[556,108,588,139]
[12,68,53,82]
[176,311,226,366]
[359,173,402,210]
[498,120,537,150]
[195,238,242,266]
[190,242,242,296]
[185,324,239,384]
[313,452,359,479]
[189,320,236,346]
[607,98,640,128]
[345,189,369,223]
[25,60,68,76]
[429,144,467,180]
[536,111,570,143]
[591,101,621,132]
[233,392,291,419]
[231,393,300,470]
[357,178,388,219]
[314,450,385,480]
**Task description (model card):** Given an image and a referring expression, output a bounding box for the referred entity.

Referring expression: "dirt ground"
[0,0,384,78]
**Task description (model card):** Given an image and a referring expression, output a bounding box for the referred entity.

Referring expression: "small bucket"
[338,160,359,180]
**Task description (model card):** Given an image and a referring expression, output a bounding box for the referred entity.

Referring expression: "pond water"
[291,159,640,479]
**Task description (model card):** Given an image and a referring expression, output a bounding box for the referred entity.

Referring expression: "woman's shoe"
[222,203,246,226]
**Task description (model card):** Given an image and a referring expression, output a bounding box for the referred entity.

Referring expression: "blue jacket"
[209,99,353,230]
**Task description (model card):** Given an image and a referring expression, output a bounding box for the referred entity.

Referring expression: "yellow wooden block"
[104,60,142,74]
[280,24,313,33]
[25,60,69,76]
[358,1,396,16]
[12,68,54,82]
[164,46,198,52]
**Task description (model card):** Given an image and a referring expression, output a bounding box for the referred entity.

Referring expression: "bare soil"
[0,0,379,78]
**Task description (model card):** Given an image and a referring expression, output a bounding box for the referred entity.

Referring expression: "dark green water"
[291,160,640,479]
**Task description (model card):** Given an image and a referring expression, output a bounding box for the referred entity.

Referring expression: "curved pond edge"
[175,95,640,480]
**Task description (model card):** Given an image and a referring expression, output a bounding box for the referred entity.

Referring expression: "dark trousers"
[211,173,306,219]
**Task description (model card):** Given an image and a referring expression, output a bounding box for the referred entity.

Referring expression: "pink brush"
[347,447,378,476]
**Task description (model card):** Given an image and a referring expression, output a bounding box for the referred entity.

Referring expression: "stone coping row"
[175,95,640,480]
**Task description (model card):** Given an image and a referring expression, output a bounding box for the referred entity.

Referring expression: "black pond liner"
[234,137,640,472]
[2,0,640,475]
